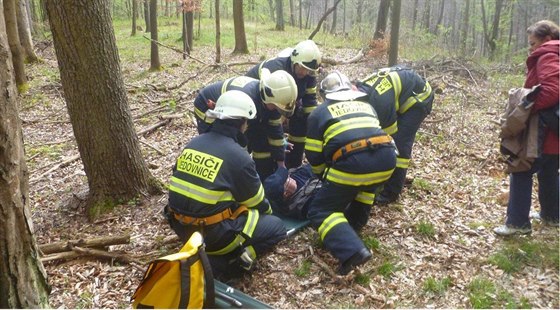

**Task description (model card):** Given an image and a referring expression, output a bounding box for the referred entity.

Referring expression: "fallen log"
[72,246,143,265]
[39,234,130,255]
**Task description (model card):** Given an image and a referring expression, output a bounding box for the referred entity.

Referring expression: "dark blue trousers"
[382,97,433,199]
[505,154,559,228]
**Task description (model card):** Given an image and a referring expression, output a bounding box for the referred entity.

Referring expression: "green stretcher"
[214,215,310,308]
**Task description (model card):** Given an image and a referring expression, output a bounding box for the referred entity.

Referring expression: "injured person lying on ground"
[263,163,321,220]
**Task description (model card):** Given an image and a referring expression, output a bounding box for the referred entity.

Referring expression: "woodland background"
[0,0,559,308]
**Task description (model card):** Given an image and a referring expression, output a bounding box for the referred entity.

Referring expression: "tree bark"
[131,0,137,35]
[44,0,161,220]
[16,0,38,62]
[268,0,275,22]
[411,0,418,30]
[3,0,27,91]
[275,0,284,30]
[298,0,302,29]
[215,0,221,63]
[0,4,50,306]
[308,0,341,40]
[232,0,248,54]
[289,0,294,26]
[149,0,161,70]
[388,0,401,66]
[434,0,445,35]
[422,0,431,31]
[374,0,390,40]
[330,0,337,34]
[39,234,131,255]
[143,0,150,32]
[460,0,470,55]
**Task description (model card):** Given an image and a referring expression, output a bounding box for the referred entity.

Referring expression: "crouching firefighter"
[305,71,397,275]
[355,65,435,204]
[166,90,287,279]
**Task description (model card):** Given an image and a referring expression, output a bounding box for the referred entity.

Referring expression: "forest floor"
[22,40,559,309]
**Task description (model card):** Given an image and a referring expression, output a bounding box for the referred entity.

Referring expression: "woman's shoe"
[493,224,531,236]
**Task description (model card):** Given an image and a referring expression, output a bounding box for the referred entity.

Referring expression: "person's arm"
[234,160,272,214]
[533,52,559,111]
[304,111,326,178]
[266,111,286,164]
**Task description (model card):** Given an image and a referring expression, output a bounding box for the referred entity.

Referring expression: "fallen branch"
[137,119,171,136]
[41,251,81,262]
[322,49,365,66]
[72,246,143,265]
[142,35,207,66]
[39,234,131,255]
[139,139,164,155]
[423,116,452,124]
[309,254,343,283]
[29,154,81,184]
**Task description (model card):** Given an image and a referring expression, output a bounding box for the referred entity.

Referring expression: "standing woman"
[495,20,559,235]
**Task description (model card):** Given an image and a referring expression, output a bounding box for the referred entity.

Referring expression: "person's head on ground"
[260,69,298,117]
[205,90,257,132]
[291,40,321,79]
[527,20,559,53]
[319,70,367,102]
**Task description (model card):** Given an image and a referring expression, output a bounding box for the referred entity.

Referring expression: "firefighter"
[167,90,287,279]
[246,39,322,169]
[306,72,397,275]
[354,65,434,204]
[193,71,298,181]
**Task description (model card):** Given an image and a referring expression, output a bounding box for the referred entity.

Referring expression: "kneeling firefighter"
[166,90,287,279]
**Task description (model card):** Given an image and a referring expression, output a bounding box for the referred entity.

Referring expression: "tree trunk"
[131,0,137,35]
[215,0,221,63]
[422,0,431,31]
[0,6,50,306]
[143,0,150,32]
[460,0,470,55]
[374,0,390,40]
[288,0,294,26]
[298,0,302,29]
[412,0,418,30]
[16,0,38,63]
[330,0,337,34]
[44,0,161,220]
[355,0,363,24]
[3,0,27,91]
[268,0,275,22]
[149,0,160,70]
[342,0,346,34]
[232,0,248,54]
[434,0,445,35]
[186,11,194,51]
[275,0,284,30]
[308,0,341,40]
[388,0,401,66]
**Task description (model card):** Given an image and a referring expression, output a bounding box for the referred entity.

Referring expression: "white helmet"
[320,71,367,101]
[260,70,298,117]
[291,40,321,73]
[206,90,257,120]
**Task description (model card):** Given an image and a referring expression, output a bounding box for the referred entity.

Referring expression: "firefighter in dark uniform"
[167,90,287,278]
[307,71,397,275]
[355,65,434,204]
[246,39,322,169]
[193,71,298,181]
